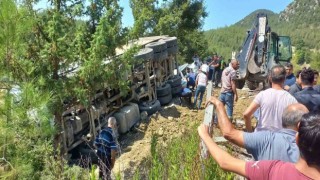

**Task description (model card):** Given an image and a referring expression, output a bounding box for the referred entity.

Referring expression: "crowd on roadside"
[89,55,319,179]
[185,53,228,109]
[197,59,320,179]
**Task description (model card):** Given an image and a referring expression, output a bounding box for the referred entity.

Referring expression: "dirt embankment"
[113,88,256,179]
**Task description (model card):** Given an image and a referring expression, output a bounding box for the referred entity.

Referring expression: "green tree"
[0,0,136,178]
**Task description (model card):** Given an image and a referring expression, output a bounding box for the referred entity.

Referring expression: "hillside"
[204,0,320,59]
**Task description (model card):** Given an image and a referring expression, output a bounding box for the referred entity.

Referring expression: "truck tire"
[156,83,171,97]
[146,41,167,53]
[139,100,161,115]
[235,80,245,89]
[158,93,172,105]
[134,48,154,61]
[160,37,177,48]
[246,80,259,90]
[171,84,183,95]
[153,51,168,61]
[167,46,178,55]
[167,75,182,87]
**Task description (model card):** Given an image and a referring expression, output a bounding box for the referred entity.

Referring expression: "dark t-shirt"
[294,87,320,111]
[314,85,320,93]
[211,59,221,70]
[284,74,296,87]
[289,83,302,95]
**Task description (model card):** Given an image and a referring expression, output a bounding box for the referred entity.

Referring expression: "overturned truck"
[61,36,181,155]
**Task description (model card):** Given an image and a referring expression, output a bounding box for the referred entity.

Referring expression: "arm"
[195,75,199,87]
[231,80,238,102]
[198,124,246,177]
[243,102,259,132]
[284,85,290,91]
[207,97,245,147]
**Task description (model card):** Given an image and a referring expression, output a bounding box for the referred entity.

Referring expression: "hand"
[198,124,210,139]
[205,96,219,107]
[234,95,238,102]
[284,85,290,91]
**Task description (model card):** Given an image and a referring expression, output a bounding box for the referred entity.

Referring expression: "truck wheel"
[146,41,167,53]
[158,93,172,105]
[171,84,183,96]
[139,100,161,115]
[235,80,245,89]
[134,48,154,61]
[160,37,177,48]
[167,75,182,87]
[167,46,178,55]
[153,51,168,61]
[156,83,171,97]
[246,80,259,90]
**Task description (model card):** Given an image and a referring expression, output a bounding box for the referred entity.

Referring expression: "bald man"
[243,65,297,132]
[207,96,309,162]
[217,59,240,122]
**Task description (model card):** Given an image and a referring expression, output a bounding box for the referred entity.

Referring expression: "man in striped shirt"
[94,117,118,179]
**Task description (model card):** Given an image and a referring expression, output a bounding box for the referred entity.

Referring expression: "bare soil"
[112,87,256,179]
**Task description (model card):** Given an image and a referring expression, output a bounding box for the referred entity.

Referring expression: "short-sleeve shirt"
[284,74,296,87]
[220,66,236,93]
[200,64,209,73]
[94,127,117,156]
[243,129,299,162]
[245,160,312,180]
[196,72,207,87]
[213,60,221,70]
[254,88,297,131]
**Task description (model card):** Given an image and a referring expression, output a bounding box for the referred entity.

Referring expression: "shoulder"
[101,128,114,137]
[314,85,320,93]
[245,160,291,178]
[244,131,270,143]
[244,131,272,144]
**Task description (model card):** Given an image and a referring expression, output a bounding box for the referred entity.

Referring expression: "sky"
[37,0,294,31]
[119,0,293,31]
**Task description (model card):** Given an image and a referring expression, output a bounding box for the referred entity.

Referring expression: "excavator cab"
[277,36,292,62]
[235,12,292,90]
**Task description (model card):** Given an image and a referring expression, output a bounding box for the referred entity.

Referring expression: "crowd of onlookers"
[186,53,229,109]
[93,54,320,179]
[197,60,320,179]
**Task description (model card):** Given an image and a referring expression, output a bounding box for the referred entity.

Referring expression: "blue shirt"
[284,74,296,87]
[244,129,299,163]
[294,87,320,111]
[94,127,117,156]
[314,85,320,93]
[186,73,196,84]
[288,83,302,95]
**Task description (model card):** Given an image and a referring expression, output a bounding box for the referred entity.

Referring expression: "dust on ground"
[113,87,256,179]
